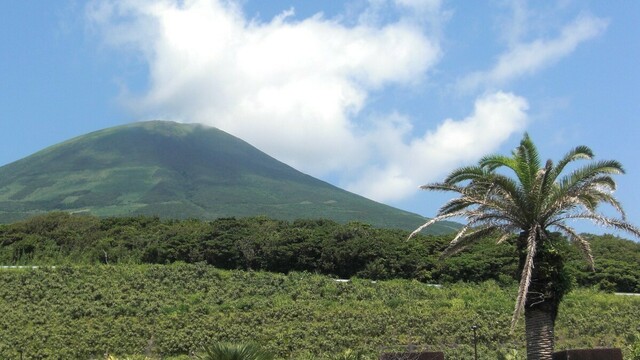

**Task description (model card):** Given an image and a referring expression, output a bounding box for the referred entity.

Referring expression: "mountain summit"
[0,121,456,232]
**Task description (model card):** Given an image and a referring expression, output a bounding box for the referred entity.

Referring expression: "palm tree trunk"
[525,307,555,360]
[517,231,568,360]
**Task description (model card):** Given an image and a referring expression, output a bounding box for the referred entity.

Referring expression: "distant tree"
[410,134,640,360]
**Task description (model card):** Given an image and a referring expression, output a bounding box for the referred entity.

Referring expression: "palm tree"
[196,342,275,360]
[409,133,640,360]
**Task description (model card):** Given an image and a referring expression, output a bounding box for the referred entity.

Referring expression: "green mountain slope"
[0,121,458,232]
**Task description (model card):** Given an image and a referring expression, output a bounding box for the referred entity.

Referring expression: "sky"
[1,0,639,237]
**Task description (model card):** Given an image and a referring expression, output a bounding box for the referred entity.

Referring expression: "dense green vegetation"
[1,213,638,358]
[1,212,638,292]
[0,121,458,233]
[1,121,637,359]
[0,264,638,359]
[196,343,275,360]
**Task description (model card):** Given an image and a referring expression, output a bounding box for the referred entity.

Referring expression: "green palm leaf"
[196,343,274,360]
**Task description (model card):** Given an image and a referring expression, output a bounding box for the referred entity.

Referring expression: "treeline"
[0,212,639,292]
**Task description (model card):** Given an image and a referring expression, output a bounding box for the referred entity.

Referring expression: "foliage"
[497,349,525,360]
[1,212,638,292]
[629,336,640,360]
[408,134,640,359]
[196,342,275,360]
[327,349,367,360]
[409,133,639,327]
[0,264,638,359]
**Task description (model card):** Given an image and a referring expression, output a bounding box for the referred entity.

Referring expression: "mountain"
[0,121,458,233]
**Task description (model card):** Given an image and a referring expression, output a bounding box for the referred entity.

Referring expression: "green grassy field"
[1,264,638,359]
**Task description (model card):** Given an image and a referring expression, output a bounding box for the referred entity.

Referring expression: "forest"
[1,212,639,292]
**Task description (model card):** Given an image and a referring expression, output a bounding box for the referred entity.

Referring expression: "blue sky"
[1,1,639,236]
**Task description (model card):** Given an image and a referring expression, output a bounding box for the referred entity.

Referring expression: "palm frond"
[465,210,519,230]
[438,225,471,257]
[542,173,624,224]
[420,182,465,193]
[557,213,640,238]
[559,160,625,191]
[576,193,599,212]
[517,133,542,190]
[538,159,555,196]
[480,154,517,171]
[496,233,513,244]
[407,211,468,239]
[552,223,594,271]
[441,226,500,258]
[529,160,552,222]
[490,174,525,201]
[586,175,617,191]
[197,342,274,360]
[511,225,539,331]
[443,165,489,184]
[549,145,594,182]
[595,195,627,220]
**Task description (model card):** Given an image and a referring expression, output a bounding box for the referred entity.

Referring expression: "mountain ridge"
[0,121,458,233]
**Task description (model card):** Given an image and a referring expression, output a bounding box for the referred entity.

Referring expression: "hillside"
[0,121,458,232]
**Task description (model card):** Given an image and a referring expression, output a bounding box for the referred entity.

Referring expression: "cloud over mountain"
[87,0,600,203]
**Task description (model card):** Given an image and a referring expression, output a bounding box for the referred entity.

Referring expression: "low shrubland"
[1,264,638,359]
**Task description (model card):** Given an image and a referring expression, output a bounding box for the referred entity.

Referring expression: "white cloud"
[394,0,442,16]
[348,92,529,201]
[458,14,608,92]
[88,0,529,204]
[88,0,440,174]
[497,0,529,47]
